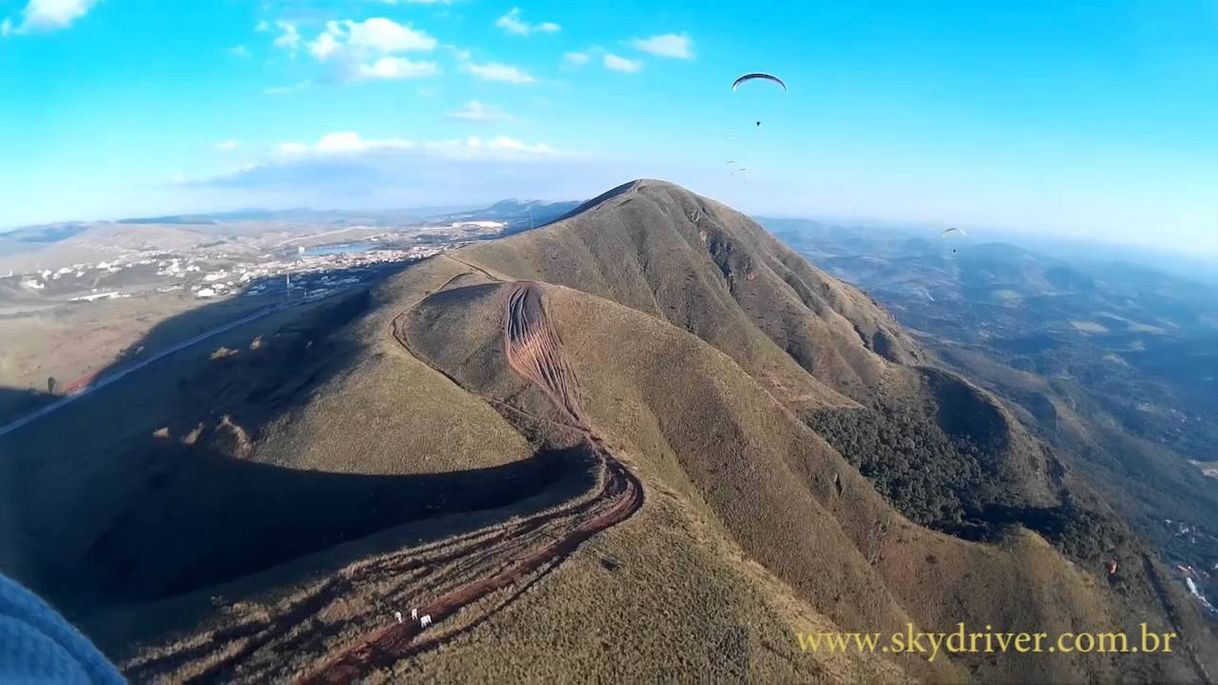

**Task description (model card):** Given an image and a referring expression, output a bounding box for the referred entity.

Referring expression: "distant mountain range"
[771,215,1218,612]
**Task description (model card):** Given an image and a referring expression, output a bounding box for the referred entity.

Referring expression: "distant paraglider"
[943,227,966,253]
[732,73,788,92]
[729,73,785,177]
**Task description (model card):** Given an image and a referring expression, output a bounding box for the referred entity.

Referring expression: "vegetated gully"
[304,282,644,683]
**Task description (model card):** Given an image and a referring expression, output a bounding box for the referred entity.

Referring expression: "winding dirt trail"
[300,282,644,683]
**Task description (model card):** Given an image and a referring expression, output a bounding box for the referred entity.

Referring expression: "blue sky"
[1,0,1215,255]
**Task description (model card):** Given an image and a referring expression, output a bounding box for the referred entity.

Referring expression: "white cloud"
[18,0,100,32]
[308,30,341,59]
[562,51,589,67]
[325,17,437,54]
[1,19,12,37]
[355,56,439,80]
[603,54,642,73]
[444,44,471,62]
[425,136,558,160]
[495,7,559,36]
[267,131,561,162]
[315,131,414,153]
[255,19,270,33]
[284,18,438,84]
[631,33,693,59]
[372,0,452,4]
[462,61,535,84]
[228,44,251,58]
[272,21,301,53]
[216,139,241,152]
[446,100,512,122]
[276,141,311,155]
[180,132,601,215]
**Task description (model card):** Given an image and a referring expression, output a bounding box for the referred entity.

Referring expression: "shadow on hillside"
[78,442,596,604]
[0,262,407,426]
[0,259,597,636]
[0,385,56,426]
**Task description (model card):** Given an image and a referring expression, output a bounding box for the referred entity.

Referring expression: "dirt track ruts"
[301,281,644,683]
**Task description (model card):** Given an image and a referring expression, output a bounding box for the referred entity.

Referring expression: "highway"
[0,300,297,439]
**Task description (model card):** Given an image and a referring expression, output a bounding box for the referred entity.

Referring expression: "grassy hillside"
[4,180,1214,682]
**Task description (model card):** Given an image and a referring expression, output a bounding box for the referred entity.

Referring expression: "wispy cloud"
[446,100,513,122]
[192,131,572,196]
[228,44,251,58]
[354,56,438,80]
[443,44,471,62]
[272,17,440,83]
[631,33,694,59]
[272,20,301,53]
[184,131,599,214]
[279,132,411,155]
[265,131,564,161]
[10,0,101,33]
[216,139,241,152]
[603,54,642,73]
[495,7,559,36]
[308,18,437,56]
[461,61,535,84]
[426,136,561,160]
[562,51,589,68]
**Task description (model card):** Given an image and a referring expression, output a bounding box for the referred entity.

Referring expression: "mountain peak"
[464,179,927,399]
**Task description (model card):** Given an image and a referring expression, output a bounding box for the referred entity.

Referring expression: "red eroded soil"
[302,282,643,683]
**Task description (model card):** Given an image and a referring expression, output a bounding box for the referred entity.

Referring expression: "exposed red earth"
[301,282,644,683]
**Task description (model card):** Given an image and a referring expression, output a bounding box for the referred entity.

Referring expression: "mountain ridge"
[4,179,1214,682]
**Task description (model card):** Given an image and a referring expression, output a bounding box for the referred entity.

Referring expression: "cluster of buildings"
[220,244,443,300]
[15,254,160,293]
[9,242,444,304]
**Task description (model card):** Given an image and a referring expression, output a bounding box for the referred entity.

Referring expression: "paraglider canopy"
[732,72,787,91]
[942,227,966,238]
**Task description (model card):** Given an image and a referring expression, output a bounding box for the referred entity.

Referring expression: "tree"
[47,376,57,395]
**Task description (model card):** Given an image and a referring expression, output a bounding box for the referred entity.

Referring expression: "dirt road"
[117,280,644,683]
[300,282,643,683]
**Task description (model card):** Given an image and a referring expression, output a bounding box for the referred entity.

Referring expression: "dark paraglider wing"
[731,72,787,91]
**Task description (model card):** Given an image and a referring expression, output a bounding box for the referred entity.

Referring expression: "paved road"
[0,301,295,439]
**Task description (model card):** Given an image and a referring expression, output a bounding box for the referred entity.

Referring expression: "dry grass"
[4,180,1213,683]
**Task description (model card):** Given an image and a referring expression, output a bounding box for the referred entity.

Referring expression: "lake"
[301,242,381,257]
